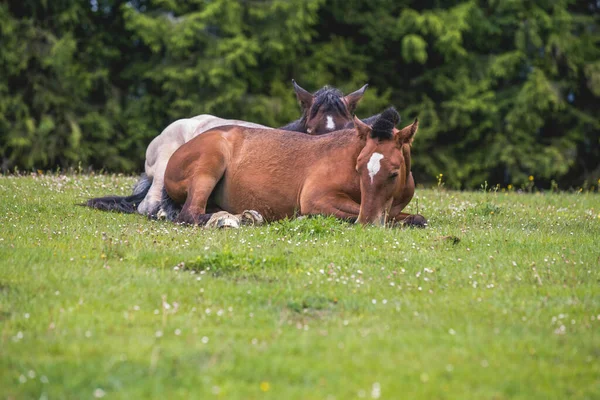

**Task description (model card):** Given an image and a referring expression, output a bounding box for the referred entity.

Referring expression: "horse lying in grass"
[158,107,426,228]
[85,81,369,215]
[137,115,267,215]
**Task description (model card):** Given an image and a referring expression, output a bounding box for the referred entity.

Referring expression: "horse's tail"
[156,187,181,221]
[84,174,152,214]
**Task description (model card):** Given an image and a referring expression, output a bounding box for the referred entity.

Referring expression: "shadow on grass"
[469,202,502,216]
[269,215,349,239]
[181,251,288,281]
[287,294,337,314]
[285,294,339,322]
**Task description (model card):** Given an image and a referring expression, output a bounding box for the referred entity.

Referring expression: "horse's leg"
[205,207,263,226]
[387,172,427,227]
[239,210,264,226]
[146,173,165,213]
[177,174,225,225]
[204,211,241,229]
[135,172,153,215]
[141,143,183,215]
[300,192,361,221]
[395,172,415,210]
[138,134,162,215]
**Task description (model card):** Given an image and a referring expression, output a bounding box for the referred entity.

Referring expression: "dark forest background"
[1,0,599,188]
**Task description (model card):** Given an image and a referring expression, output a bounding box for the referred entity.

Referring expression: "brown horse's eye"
[389,171,399,180]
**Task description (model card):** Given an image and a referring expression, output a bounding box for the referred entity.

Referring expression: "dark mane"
[309,86,348,119]
[371,107,400,140]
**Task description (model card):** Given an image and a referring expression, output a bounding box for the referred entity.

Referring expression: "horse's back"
[145,118,203,171]
[190,115,267,141]
[145,115,268,176]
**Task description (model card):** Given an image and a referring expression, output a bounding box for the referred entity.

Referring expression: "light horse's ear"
[344,84,368,113]
[353,115,372,140]
[396,118,419,146]
[292,79,314,110]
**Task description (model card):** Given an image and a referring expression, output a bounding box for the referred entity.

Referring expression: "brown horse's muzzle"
[356,196,394,225]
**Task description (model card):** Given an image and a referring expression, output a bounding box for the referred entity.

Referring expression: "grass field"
[1,174,599,399]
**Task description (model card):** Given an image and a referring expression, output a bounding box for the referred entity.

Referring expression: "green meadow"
[1,174,599,399]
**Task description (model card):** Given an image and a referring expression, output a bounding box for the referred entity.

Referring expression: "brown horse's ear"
[292,79,313,110]
[396,118,419,146]
[353,115,372,140]
[344,84,368,113]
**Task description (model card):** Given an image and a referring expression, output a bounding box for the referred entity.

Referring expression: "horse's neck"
[310,133,363,199]
[341,113,381,129]
[361,113,381,126]
[311,131,363,169]
[279,119,306,132]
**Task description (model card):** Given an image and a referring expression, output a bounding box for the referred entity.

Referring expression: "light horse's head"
[292,80,368,135]
[354,108,418,225]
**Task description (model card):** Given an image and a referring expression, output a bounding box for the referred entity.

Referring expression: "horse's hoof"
[240,210,264,226]
[403,214,428,228]
[206,212,240,229]
[156,208,167,220]
[137,200,149,215]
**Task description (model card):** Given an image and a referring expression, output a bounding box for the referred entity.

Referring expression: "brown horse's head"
[354,108,418,225]
[292,80,368,134]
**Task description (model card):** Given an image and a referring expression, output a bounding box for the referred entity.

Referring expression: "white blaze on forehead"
[326,115,335,130]
[367,152,384,184]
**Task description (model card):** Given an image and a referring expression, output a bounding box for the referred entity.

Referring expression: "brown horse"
[84,80,368,216]
[281,80,368,134]
[160,108,426,227]
[286,84,416,220]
